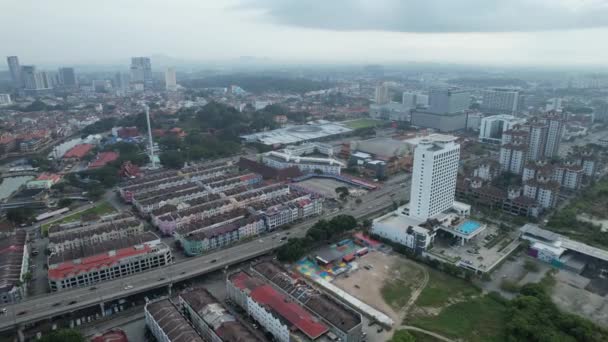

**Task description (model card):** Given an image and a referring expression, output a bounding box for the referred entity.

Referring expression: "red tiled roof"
[91,329,129,342]
[48,243,153,280]
[250,284,328,339]
[36,172,61,183]
[89,152,120,169]
[353,232,380,248]
[63,144,94,159]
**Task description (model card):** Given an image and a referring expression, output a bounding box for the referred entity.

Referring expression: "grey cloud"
[241,0,608,32]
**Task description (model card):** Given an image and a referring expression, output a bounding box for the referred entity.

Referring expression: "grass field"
[415,267,480,307]
[343,118,385,129]
[406,330,442,342]
[380,259,425,309]
[41,201,116,234]
[411,296,508,342]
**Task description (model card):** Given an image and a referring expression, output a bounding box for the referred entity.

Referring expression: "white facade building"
[0,94,12,106]
[408,134,460,221]
[165,67,177,91]
[478,114,526,144]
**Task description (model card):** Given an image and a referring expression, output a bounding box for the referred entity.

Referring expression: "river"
[0,176,34,201]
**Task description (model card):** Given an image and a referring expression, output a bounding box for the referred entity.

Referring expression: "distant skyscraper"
[6,56,21,88]
[0,94,11,106]
[21,65,52,93]
[165,67,177,91]
[481,88,519,114]
[428,88,470,114]
[58,67,77,87]
[409,135,461,221]
[114,72,129,91]
[130,57,152,87]
[402,91,429,108]
[540,113,564,158]
[374,83,389,105]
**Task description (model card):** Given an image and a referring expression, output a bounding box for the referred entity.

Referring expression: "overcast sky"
[2,0,608,67]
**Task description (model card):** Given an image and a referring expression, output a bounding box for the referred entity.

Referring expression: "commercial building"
[408,134,460,221]
[0,94,12,106]
[369,102,412,121]
[481,88,519,114]
[6,56,21,88]
[478,114,526,144]
[227,271,331,342]
[0,231,29,304]
[241,121,353,146]
[410,110,467,132]
[48,232,172,291]
[58,67,77,87]
[262,142,345,175]
[402,91,428,108]
[130,57,152,87]
[178,288,260,342]
[520,224,608,273]
[428,88,470,114]
[165,67,177,91]
[245,261,364,342]
[145,299,204,342]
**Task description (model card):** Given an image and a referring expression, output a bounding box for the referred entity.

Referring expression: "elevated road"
[0,179,408,332]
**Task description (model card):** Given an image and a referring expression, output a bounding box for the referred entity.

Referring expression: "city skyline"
[1,0,608,68]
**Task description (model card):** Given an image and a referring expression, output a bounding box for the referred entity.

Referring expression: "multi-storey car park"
[48,232,172,291]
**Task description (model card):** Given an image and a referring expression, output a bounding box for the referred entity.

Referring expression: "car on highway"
[210,259,217,263]
[68,300,77,305]
[17,311,27,316]
[52,302,61,307]
[124,285,133,290]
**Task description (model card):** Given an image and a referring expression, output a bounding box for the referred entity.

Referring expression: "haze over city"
[1,1,608,342]
[2,0,608,67]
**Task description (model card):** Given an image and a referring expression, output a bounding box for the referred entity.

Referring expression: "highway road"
[0,177,410,333]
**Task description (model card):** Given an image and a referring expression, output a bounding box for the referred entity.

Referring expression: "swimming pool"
[458,220,482,235]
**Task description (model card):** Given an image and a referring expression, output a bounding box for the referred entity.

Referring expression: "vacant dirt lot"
[332,251,426,341]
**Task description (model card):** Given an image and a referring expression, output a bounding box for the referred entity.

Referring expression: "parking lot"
[429,224,520,273]
[296,177,366,199]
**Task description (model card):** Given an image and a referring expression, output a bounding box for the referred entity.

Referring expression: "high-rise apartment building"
[374,83,389,105]
[6,56,21,88]
[58,67,77,87]
[481,88,519,114]
[523,122,548,161]
[130,57,152,87]
[114,72,129,91]
[428,88,470,114]
[409,135,460,221]
[540,113,565,158]
[0,94,11,106]
[165,67,177,91]
[21,65,53,94]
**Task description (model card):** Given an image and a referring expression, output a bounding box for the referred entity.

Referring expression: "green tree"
[39,329,85,342]
[390,330,416,342]
[6,208,34,224]
[160,151,185,169]
[57,198,73,208]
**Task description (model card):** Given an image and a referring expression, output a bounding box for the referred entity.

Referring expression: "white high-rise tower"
[409,135,460,221]
[165,67,177,91]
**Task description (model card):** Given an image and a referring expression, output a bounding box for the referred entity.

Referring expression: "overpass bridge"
[0,185,400,335]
